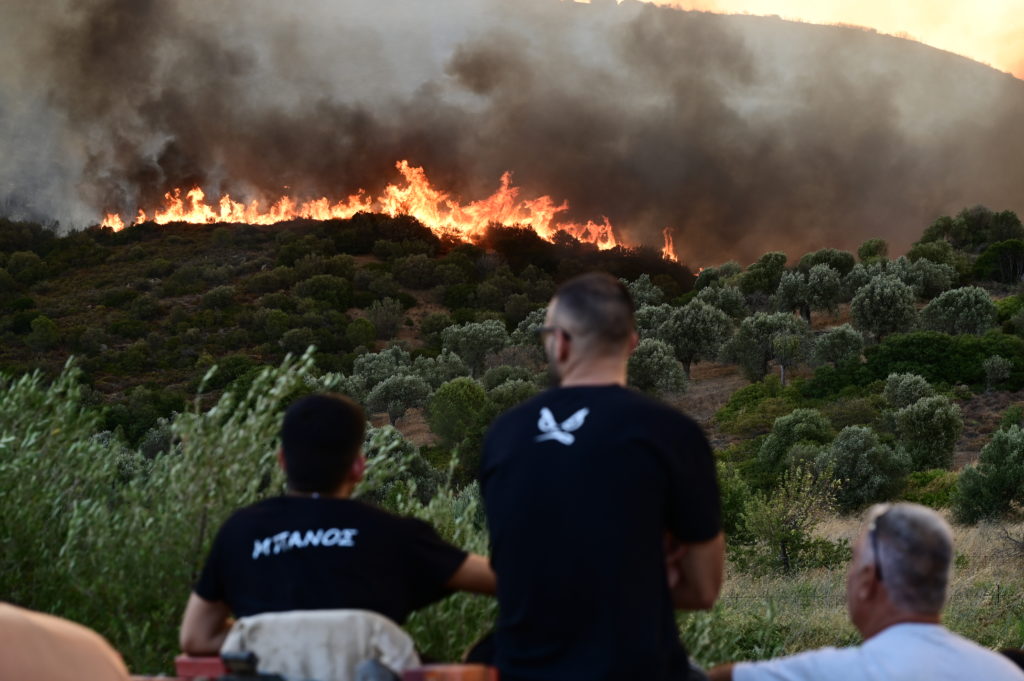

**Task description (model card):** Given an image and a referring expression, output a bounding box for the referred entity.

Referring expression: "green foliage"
[481,365,535,391]
[657,300,732,377]
[901,469,958,509]
[628,338,687,396]
[773,270,808,318]
[806,264,842,316]
[919,286,996,336]
[201,285,237,310]
[890,395,963,470]
[367,297,406,340]
[954,425,1024,523]
[984,355,1012,391]
[740,252,787,296]
[815,425,910,512]
[715,376,802,436]
[798,249,855,277]
[24,314,59,351]
[7,250,46,284]
[346,318,376,348]
[635,303,675,338]
[487,379,539,415]
[694,284,747,319]
[280,328,317,355]
[883,372,934,409]
[757,408,833,479]
[366,374,431,423]
[412,351,471,390]
[857,238,888,263]
[850,275,916,340]
[440,320,509,376]
[694,261,742,290]
[920,206,1023,254]
[866,331,1024,390]
[813,324,863,367]
[734,467,847,574]
[427,377,491,449]
[716,460,751,538]
[353,346,413,387]
[998,404,1024,431]
[721,312,810,382]
[623,273,665,306]
[293,274,351,308]
[974,239,1024,283]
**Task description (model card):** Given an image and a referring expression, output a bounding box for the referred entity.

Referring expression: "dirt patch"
[953,390,1024,469]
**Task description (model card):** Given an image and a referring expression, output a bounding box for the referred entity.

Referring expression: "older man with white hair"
[709,503,1024,681]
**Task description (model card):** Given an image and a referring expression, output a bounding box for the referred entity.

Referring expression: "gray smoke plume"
[1,0,1022,265]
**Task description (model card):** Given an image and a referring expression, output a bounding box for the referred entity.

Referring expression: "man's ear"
[277,448,287,472]
[627,330,639,355]
[350,453,367,483]
[854,562,880,601]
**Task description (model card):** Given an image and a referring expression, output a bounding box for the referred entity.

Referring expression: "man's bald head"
[550,272,636,356]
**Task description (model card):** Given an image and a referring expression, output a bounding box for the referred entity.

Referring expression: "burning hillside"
[2,0,1024,263]
[99,160,683,260]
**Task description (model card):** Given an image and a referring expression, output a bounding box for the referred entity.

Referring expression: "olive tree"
[635,303,675,339]
[721,312,810,381]
[740,252,788,296]
[774,270,809,321]
[758,408,833,479]
[815,426,910,511]
[857,238,888,263]
[365,374,432,424]
[353,346,413,389]
[426,377,491,448]
[366,298,406,340]
[623,273,665,307]
[984,355,1012,392]
[694,261,743,290]
[883,373,934,409]
[694,285,747,319]
[628,338,687,396]
[441,320,510,375]
[806,264,843,317]
[656,301,732,377]
[813,324,863,366]
[890,395,963,470]
[412,350,471,390]
[919,286,996,336]
[954,425,1024,523]
[850,275,916,341]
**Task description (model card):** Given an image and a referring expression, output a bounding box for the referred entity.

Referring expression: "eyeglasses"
[868,504,891,582]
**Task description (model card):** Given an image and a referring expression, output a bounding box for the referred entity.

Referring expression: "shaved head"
[550,272,636,356]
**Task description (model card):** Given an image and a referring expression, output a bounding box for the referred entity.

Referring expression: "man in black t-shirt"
[481,272,724,681]
[179,393,496,655]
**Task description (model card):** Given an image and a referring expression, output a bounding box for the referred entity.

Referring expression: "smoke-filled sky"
[1,0,1023,265]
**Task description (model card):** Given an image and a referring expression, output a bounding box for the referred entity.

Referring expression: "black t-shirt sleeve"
[193,524,229,603]
[402,517,469,611]
[664,419,721,544]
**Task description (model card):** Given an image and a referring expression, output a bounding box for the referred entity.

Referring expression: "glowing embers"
[101,160,679,260]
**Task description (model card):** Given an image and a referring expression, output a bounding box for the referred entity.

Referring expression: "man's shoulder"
[734,645,861,681]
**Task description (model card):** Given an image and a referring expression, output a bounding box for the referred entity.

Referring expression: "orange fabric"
[0,603,130,681]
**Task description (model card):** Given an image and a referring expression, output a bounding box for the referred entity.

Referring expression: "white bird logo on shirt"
[535,407,590,445]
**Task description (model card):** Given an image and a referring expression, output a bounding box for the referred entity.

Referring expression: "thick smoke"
[1,0,1023,264]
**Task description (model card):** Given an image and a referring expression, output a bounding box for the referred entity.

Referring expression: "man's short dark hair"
[280,393,365,493]
[553,272,636,352]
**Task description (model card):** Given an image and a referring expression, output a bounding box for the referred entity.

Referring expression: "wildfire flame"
[101,160,679,260]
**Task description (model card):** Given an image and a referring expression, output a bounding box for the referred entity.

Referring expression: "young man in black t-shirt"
[481,272,724,681]
[179,393,495,655]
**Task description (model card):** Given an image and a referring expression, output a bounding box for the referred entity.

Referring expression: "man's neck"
[285,484,353,500]
[859,611,942,641]
[558,356,629,388]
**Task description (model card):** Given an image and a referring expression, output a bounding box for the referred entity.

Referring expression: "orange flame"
[661,227,678,262]
[101,160,631,253]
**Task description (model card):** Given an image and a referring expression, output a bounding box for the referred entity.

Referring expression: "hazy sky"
[614,0,1024,77]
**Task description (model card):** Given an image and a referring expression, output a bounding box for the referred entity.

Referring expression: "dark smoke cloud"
[1,0,1023,265]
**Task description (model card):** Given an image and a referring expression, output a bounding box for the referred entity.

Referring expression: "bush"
[813,324,863,366]
[883,372,934,409]
[280,327,317,355]
[734,467,846,574]
[481,365,536,391]
[694,285,747,319]
[902,469,958,508]
[815,426,910,512]
[890,395,962,470]
[293,274,352,308]
[628,338,687,396]
[346,318,376,348]
[412,351,471,390]
[7,250,46,284]
[353,346,413,389]
[721,312,810,382]
[919,287,996,336]
[954,425,1024,523]
[366,374,432,424]
[367,297,406,340]
[441,320,509,376]
[757,409,833,480]
[427,377,491,449]
[24,315,59,351]
[487,379,539,415]
[201,285,237,310]
[984,355,1012,391]
[658,301,732,377]
[850,275,916,340]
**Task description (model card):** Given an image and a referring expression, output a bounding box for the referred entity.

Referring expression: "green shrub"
[954,425,1024,523]
[815,426,910,512]
[293,274,351,309]
[883,372,934,409]
[7,250,47,284]
[367,298,405,340]
[346,318,376,349]
[901,469,958,508]
[201,285,237,310]
[24,315,59,351]
[427,378,491,449]
[890,395,963,471]
[628,338,688,396]
[757,409,833,480]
